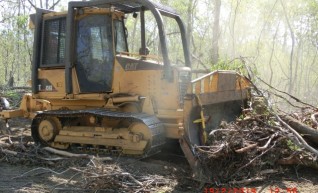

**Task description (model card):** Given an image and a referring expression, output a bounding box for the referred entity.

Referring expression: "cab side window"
[41,17,66,66]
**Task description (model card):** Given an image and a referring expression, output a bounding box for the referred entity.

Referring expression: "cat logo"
[125,63,138,71]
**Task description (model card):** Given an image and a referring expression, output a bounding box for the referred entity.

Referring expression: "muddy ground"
[0,118,318,193]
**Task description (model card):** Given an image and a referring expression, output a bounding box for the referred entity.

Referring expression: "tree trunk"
[294,39,302,96]
[268,23,280,85]
[229,0,240,59]
[211,0,221,65]
[186,0,194,51]
[280,0,295,94]
[282,115,318,145]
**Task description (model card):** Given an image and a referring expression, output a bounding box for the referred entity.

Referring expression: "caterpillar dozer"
[0,0,250,172]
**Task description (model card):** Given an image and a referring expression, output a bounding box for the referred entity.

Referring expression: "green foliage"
[16,15,28,28]
[209,58,252,77]
[210,59,244,71]
[2,89,23,108]
[286,139,301,151]
[5,90,20,101]
[0,6,33,87]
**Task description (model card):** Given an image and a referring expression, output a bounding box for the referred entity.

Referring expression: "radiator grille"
[179,72,191,107]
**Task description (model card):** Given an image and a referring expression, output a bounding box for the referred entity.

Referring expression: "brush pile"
[195,96,318,185]
[75,158,178,192]
[0,137,182,192]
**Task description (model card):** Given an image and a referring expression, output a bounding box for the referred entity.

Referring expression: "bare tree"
[186,0,197,52]
[280,0,295,94]
[228,0,241,59]
[268,22,280,85]
[211,0,221,65]
[27,0,61,10]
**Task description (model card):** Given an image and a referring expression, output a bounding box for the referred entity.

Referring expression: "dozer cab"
[0,0,250,171]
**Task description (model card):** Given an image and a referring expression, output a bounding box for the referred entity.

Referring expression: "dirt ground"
[0,118,318,193]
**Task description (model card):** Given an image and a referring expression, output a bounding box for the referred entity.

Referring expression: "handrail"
[191,70,239,83]
[118,52,163,64]
[190,70,250,95]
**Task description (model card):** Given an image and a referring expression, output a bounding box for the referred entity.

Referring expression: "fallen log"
[277,115,318,157]
[42,147,112,161]
[282,115,318,145]
[229,177,264,185]
[42,147,92,158]
[278,154,318,170]
[311,112,318,129]
[1,149,18,155]
[0,143,10,148]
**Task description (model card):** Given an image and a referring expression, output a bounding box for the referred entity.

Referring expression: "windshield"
[76,14,114,93]
[114,19,128,53]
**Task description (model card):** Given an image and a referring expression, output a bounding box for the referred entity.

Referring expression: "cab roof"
[69,0,179,18]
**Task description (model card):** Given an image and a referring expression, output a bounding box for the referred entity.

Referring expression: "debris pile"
[1,86,318,190]
[196,96,318,185]
[0,122,184,192]
[77,158,176,192]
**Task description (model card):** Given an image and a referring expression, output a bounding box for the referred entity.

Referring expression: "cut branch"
[276,115,318,157]
[235,143,257,153]
[282,115,318,145]
[311,113,318,128]
[42,147,91,158]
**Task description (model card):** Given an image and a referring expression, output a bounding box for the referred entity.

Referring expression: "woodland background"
[1,0,318,107]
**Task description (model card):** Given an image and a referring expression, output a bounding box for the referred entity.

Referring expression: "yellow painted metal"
[0,109,24,119]
[2,7,253,157]
[59,127,130,139]
[210,73,218,92]
[112,96,140,103]
[129,123,152,143]
[74,8,124,20]
[194,94,207,144]
[164,123,184,138]
[49,123,151,154]
[195,81,201,94]
[204,77,210,92]
[111,59,180,110]
[38,120,56,142]
[38,117,61,143]
[118,52,163,63]
[51,142,69,149]
[37,69,66,98]
[43,11,67,19]
[54,135,147,152]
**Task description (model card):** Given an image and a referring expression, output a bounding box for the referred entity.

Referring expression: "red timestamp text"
[203,187,298,193]
[269,187,298,193]
[203,187,257,193]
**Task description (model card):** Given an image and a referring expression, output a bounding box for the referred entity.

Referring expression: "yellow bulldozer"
[0,0,250,172]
